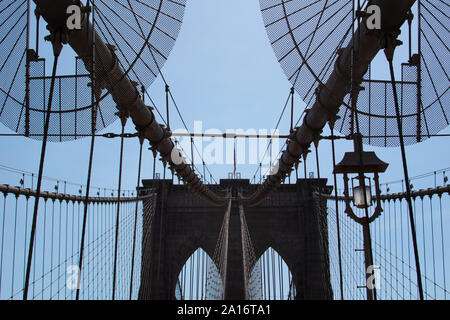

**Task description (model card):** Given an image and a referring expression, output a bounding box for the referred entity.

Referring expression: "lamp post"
[334,133,388,300]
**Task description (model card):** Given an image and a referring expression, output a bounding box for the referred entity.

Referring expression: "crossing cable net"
[92,0,220,186]
[254,246,294,300]
[247,0,360,205]
[138,190,161,299]
[0,184,156,300]
[142,46,219,185]
[238,200,263,300]
[336,0,449,147]
[250,86,311,184]
[250,89,301,183]
[0,0,186,142]
[28,1,225,205]
[321,186,450,300]
[260,0,357,102]
[101,1,220,186]
[311,188,334,298]
[205,195,231,300]
[260,0,449,148]
[247,1,419,206]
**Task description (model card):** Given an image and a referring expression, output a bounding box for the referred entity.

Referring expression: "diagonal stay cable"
[23,42,61,300]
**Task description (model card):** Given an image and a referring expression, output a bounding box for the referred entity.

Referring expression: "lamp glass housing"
[353,185,372,209]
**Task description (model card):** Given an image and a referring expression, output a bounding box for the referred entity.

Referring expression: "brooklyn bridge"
[0,0,448,301]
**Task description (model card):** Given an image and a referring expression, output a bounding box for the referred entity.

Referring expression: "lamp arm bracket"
[344,205,365,225]
[369,204,383,224]
[369,172,384,223]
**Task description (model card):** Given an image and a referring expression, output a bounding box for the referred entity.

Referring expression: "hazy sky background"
[0,0,448,194]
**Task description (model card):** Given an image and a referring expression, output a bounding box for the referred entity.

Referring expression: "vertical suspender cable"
[77,1,98,299]
[49,199,54,299]
[315,143,320,179]
[42,201,47,299]
[417,0,423,143]
[438,195,446,299]
[25,0,31,137]
[278,254,283,299]
[190,137,195,171]
[271,248,276,299]
[259,164,262,184]
[1,196,7,295]
[183,260,186,299]
[112,118,127,300]
[129,137,144,299]
[200,251,203,300]
[400,197,405,298]
[35,7,40,57]
[152,149,157,180]
[23,43,61,300]
[394,199,398,297]
[290,87,294,133]
[203,251,207,300]
[265,251,270,299]
[269,140,272,178]
[304,157,307,179]
[197,250,200,299]
[260,256,264,299]
[165,84,170,131]
[331,128,344,300]
[190,255,193,299]
[203,162,206,184]
[10,196,18,298]
[429,196,436,298]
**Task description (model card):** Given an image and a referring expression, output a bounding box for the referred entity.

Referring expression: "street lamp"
[334,133,388,300]
[351,175,372,209]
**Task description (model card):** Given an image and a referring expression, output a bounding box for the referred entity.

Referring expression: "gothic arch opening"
[250,247,294,300]
[176,248,223,300]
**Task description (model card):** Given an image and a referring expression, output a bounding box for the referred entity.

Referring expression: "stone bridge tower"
[138,179,333,300]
